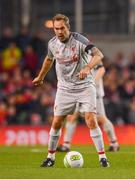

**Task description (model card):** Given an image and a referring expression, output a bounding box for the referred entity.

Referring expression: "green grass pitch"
[0,145,135,179]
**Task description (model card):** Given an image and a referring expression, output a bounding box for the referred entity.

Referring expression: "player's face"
[53,20,70,42]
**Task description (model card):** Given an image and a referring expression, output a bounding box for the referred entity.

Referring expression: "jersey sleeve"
[47,44,54,60]
[77,34,95,55]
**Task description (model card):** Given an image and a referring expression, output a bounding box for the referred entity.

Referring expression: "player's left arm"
[87,47,104,70]
[77,46,104,79]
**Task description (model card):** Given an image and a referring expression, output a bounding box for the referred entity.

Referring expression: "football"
[63,151,84,168]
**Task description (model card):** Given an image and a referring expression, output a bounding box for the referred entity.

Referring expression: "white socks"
[63,121,77,148]
[103,119,118,145]
[47,128,61,160]
[90,127,106,160]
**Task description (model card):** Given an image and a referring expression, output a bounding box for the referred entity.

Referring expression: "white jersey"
[47,32,95,90]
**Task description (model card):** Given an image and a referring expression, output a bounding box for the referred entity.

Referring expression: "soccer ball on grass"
[63,151,84,168]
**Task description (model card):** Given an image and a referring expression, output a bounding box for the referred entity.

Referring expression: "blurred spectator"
[119,67,131,85]
[129,52,135,72]
[0,102,8,125]
[1,42,22,72]
[23,45,38,75]
[40,83,56,123]
[128,97,135,123]
[22,69,33,88]
[0,27,15,51]
[15,26,31,52]
[0,52,3,71]
[114,52,128,70]
[30,30,47,67]
[7,105,17,124]
[104,62,124,124]
[119,79,135,101]
[30,113,42,125]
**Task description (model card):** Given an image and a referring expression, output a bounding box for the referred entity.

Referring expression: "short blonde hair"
[52,14,70,29]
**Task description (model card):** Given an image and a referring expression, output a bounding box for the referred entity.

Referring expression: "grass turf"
[0,145,135,179]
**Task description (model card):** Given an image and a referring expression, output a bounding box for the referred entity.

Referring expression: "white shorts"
[54,85,96,116]
[96,96,106,116]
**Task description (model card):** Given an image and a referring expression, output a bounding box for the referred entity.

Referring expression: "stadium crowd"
[0,27,135,126]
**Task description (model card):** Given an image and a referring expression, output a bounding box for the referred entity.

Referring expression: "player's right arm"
[32,56,54,86]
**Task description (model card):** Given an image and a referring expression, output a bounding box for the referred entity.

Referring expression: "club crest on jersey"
[72,54,79,62]
[54,43,79,64]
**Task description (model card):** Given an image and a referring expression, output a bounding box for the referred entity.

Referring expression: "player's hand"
[32,76,44,86]
[76,66,91,80]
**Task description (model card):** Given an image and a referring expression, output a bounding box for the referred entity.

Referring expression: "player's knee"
[86,120,97,129]
[85,114,98,129]
[67,114,78,122]
[52,118,63,130]
[52,119,62,129]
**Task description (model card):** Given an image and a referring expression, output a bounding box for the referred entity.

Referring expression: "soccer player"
[57,63,120,152]
[33,14,110,167]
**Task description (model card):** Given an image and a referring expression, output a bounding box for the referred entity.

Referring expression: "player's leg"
[85,112,109,167]
[57,112,79,152]
[63,113,78,148]
[41,89,76,167]
[98,115,119,151]
[41,115,66,167]
[96,97,119,151]
[79,86,109,167]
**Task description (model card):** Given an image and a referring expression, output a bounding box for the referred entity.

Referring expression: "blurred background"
[0,0,135,145]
